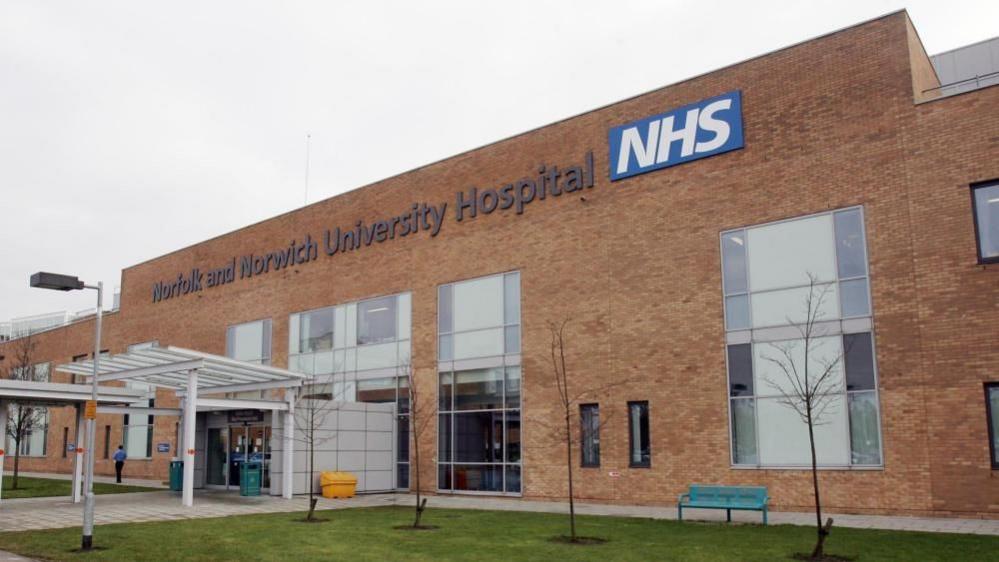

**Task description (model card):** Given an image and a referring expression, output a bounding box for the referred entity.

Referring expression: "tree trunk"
[806,407,828,560]
[307,407,316,521]
[413,410,423,528]
[565,410,576,541]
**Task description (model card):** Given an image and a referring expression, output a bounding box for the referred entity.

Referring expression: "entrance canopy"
[57,346,309,396]
[52,346,311,507]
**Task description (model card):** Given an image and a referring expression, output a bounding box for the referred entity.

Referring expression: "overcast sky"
[1,0,996,320]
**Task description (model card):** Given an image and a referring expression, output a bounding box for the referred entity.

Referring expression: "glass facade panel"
[721,230,748,294]
[973,182,999,261]
[839,278,871,318]
[751,284,839,328]
[844,333,876,391]
[453,276,504,332]
[834,208,868,279]
[580,404,599,467]
[438,272,521,494]
[226,319,272,365]
[357,296,397,345]
[725,294,750,330]
[628,401,650,467]
[730,398,758,465]
[756,395,850,466]
[454,369,504,411]
[747,214,837,291]
[848,391,882,465]
[988,385,999,468]
[727,344,753,396]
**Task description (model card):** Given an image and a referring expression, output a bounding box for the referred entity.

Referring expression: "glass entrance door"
[206,428,227,486]
[228,425,271,491]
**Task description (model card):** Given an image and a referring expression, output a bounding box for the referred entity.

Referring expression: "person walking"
[113,445,127,483]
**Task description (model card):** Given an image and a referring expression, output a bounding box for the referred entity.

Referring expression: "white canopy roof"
[56,346,310,395]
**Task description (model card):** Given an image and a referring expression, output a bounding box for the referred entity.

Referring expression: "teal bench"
[677,485,769,525]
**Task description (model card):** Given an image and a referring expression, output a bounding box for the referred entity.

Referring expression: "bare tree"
[401,361,436,529]
[292,375,345,522]
[545,319,627,543]
[759,274,845,560]
[3,335,48,490]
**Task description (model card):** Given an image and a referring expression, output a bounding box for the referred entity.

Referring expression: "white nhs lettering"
[608,91,743,181]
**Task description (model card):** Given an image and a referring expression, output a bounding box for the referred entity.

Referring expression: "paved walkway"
[0,486,997,536]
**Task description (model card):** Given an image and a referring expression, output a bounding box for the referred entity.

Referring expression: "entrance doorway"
[205,424,271,490]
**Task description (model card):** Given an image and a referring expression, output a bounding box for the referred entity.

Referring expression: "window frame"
[225,318,273,365]
[627,400,651,469]
[580,403,600,468]
[986,382,999,470]
[971,180,999,265]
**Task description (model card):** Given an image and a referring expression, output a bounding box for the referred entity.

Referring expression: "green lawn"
[1,506,997,561]
[1,476,159,499]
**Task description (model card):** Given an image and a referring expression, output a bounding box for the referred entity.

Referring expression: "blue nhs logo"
[608,91,743,181]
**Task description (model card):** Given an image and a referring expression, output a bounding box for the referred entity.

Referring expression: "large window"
[628,401,650,468]
[987,383,999,470]
[226,320,272,365]
[721,208,883,468]
[580,404,600,467]
[972,181,999,264]
[438,272,521,495]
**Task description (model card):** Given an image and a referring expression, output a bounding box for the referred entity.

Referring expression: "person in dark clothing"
[113,445,127,483]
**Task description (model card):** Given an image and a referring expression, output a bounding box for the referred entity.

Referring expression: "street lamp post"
[30,272,102,551]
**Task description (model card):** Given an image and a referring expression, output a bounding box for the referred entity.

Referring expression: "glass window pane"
[989,386,999,466]
[840,278,870,318]
[356,377,396,403]
[454,411,504,462]
[844,333,876,391]
[506,410,521,463]
[747,214,837,291]
[973,184,999,260]
[453,276,504,332]
[505,465,521,494]
[757,395,849,465]
[439,334,453,361]
[299,308,333,353]
[505,367,521,409]
[453,328,504,360]
[628,402,650,467]
[355,342,398,370]
[751,283,840,328]
[504,272,521,325]
[438,413,452,462]
[580,404,600,467]
[730,398,758,465]
[397,463,410,489]
[727,344,753,396]
[357,296,397,345]
[439,372,453,411]
[453,464,504,492]
[438,463,452,491]
[397,376,410,414]
[725,294,750,331]
[721,230,748,294]
[227,320,271,364]
[834,209,868,278]
[504,325,520,354]
[397,415,410,462]
[848,391,882,465]
[454,368,503,411]
[754,335,844,398]
[438,285,453,333]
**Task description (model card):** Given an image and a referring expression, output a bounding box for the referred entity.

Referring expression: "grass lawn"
[1,476,159,499]
[0,506,997,561]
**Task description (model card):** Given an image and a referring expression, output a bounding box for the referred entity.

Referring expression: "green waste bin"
[240,461,262,497]
[169,459,183,491]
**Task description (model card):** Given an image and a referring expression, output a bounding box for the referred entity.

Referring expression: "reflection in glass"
[848,392,881,465]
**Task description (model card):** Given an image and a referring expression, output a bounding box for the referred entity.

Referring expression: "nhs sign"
[608,91,743,181]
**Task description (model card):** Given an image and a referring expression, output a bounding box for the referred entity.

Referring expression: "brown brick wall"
[2,11,997,517]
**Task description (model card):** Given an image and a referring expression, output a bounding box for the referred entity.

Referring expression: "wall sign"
[228,410,264,424]
[608,90,744,181]
[151,152,595,303]
[156,443,171,454]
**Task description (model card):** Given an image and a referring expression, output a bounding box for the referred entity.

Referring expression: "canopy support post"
[182,369,198,507]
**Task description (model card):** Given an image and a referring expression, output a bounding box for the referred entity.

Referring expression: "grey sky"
[1,0,996,319]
